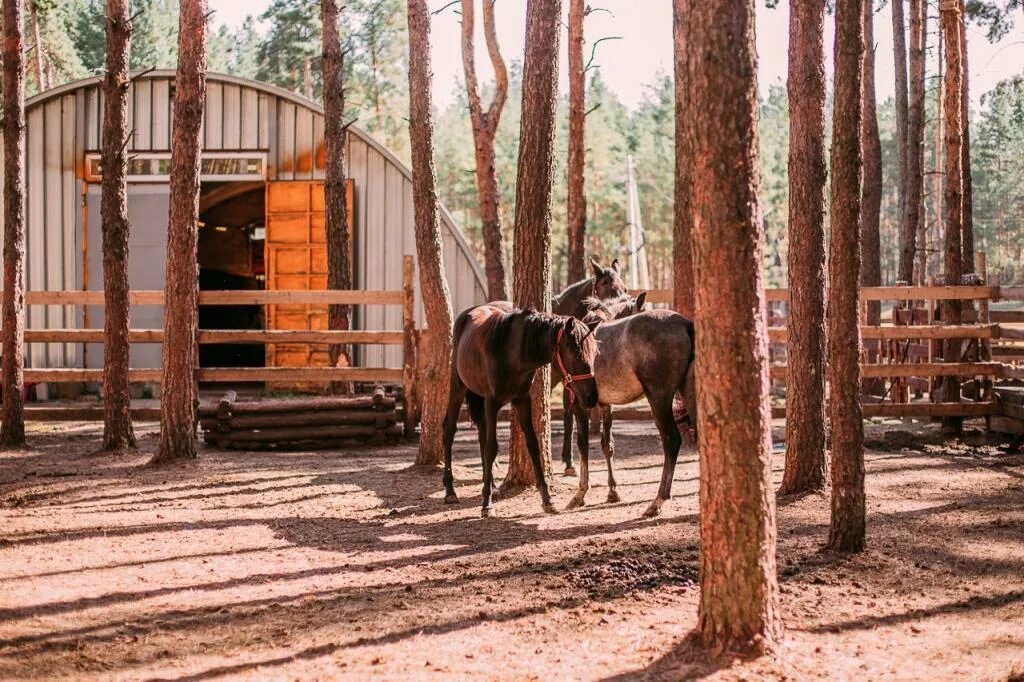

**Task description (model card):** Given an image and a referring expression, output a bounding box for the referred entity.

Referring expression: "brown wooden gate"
[264,180,354,386]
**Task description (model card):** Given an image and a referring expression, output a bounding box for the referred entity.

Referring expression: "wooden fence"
[632,275,1024,421]
[6,255,419,430]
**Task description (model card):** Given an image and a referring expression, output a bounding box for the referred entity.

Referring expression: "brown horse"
[553,257,627,474]
[566,297,697,518]
[441,302,599,517]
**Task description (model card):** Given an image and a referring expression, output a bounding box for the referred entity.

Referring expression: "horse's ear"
[635,291,648,311]
[611,258,620,273]
[590,256,603,278]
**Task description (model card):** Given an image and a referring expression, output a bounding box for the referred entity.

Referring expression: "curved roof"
[26,70,488,296]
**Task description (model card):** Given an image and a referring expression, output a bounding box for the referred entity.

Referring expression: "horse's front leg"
[511,394,558,514]
[566,407,590,510]
[442,376,467,504]
[480,398,501,518]
[601,404,621,503]
[560,387,577,477]
[643,392,683,518]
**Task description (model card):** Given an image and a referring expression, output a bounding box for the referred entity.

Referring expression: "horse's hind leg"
[566,407,590,510]
[480,398,501,518]
[601,405,621,503]
[512,394,558,514]
[442,375,468,504]
[643,391,683,518]
[560,388,577,477]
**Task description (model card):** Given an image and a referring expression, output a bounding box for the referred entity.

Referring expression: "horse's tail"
[465,391,485,427]
[674,322,698,443]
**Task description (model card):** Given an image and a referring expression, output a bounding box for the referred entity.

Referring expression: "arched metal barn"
[5,71,486,397]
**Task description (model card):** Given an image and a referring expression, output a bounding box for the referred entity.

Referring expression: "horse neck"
[520,316,560,368]
[553,278,594,316]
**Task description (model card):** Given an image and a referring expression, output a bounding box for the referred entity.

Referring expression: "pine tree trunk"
[892,0,909,242]
[941,0,964,429]
[672,0,694,318]
[689,0,781,655]
[928,30,943,283]
[902,0,926,284]
[407,0,455,467]
[827,0,867,554]
[151,0,206,465]
[566,0,587,285]
[505,0,561,490]
[0,0,27,448]
[322,0,352,377]
[29,0,45,93]
[782,0,828,495]
[959,6,973,274]
[461,0,508,301]
[861,0,883,325]
[100,0,136,453]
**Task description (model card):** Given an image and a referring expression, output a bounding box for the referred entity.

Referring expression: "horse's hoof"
[565,494,586,510]
[444,494,460,505]
[563,467,577,477]
[642,500,663,518]
[606,489,621,504]
[543,502,559,515]
[490,487,501,501]
[481,506,495,518]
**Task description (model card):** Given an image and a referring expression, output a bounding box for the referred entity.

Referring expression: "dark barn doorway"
[198,181,266,368]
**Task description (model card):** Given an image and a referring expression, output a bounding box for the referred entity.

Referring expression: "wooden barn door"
[264,180,354,389]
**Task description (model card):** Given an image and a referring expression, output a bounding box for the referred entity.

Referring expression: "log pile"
[200,386,403,450]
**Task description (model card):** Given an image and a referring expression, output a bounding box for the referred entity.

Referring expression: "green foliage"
[966,0,1022,41]
[973,76,1024,281]
[256,0,322,96]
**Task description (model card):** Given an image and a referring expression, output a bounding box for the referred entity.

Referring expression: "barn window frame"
[84,151,268,183]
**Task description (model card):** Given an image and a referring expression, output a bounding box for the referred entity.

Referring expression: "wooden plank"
[22,367,403,383]
[198,367,404,383]
[200,394,395,416]
[767,324,999,342]
[16,329,406,345]
[6,290,405,306]
[23,407,162,422]
[991,311,1024,324]
[997,286,1024,301]
[998,327,1024,340]
[989,415,1024,436]
[207,409,397,430]
[626,285,995,308]
[768,362,1006,381]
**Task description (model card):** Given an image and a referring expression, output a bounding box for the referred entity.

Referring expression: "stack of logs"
[200,386,403,450]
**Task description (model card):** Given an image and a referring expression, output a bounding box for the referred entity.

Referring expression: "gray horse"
[565,296,697,518]
[553,257,627,475]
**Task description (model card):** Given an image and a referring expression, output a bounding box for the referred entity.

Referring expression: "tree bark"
[505,0,561,489]
[827,0,867,554]
[151,0,206,465]
[892,0,909,244]
[100,0,137,453]
[672,0,694,318]
[902,0,926,284]
[689,0,781,655]
[941,0,964,429]
[322,0,352,377]
[462,0,508,301]
[407,0,455,466]
[959,6,974,274]
[782,0,830,492]
[861,0,883,325]
[1,0,27,447]
[566,0,587,285]
[781,0,828,496]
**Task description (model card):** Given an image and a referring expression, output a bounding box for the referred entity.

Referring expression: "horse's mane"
[491,308,596,366]
[582,294,636,325]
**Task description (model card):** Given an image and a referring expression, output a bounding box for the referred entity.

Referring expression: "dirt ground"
[0,417,1023,681]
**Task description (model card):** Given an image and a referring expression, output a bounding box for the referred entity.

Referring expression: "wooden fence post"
[402,255,418,438]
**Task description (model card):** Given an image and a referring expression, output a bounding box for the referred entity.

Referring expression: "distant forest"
[26,0,1024,288]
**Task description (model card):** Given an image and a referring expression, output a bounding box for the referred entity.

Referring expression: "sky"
[209,0,1024,111]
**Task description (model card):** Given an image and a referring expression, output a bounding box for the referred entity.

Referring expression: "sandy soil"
[0,417,1023,681]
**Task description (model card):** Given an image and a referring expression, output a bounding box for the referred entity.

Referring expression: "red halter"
[555,326,594,406]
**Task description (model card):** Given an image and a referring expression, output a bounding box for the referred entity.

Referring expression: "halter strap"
[555,326,594,407]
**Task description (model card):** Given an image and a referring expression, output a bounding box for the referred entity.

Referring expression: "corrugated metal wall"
[11,71,486,377]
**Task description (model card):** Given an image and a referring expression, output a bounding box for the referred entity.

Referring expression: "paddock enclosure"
[3,71,486,400]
